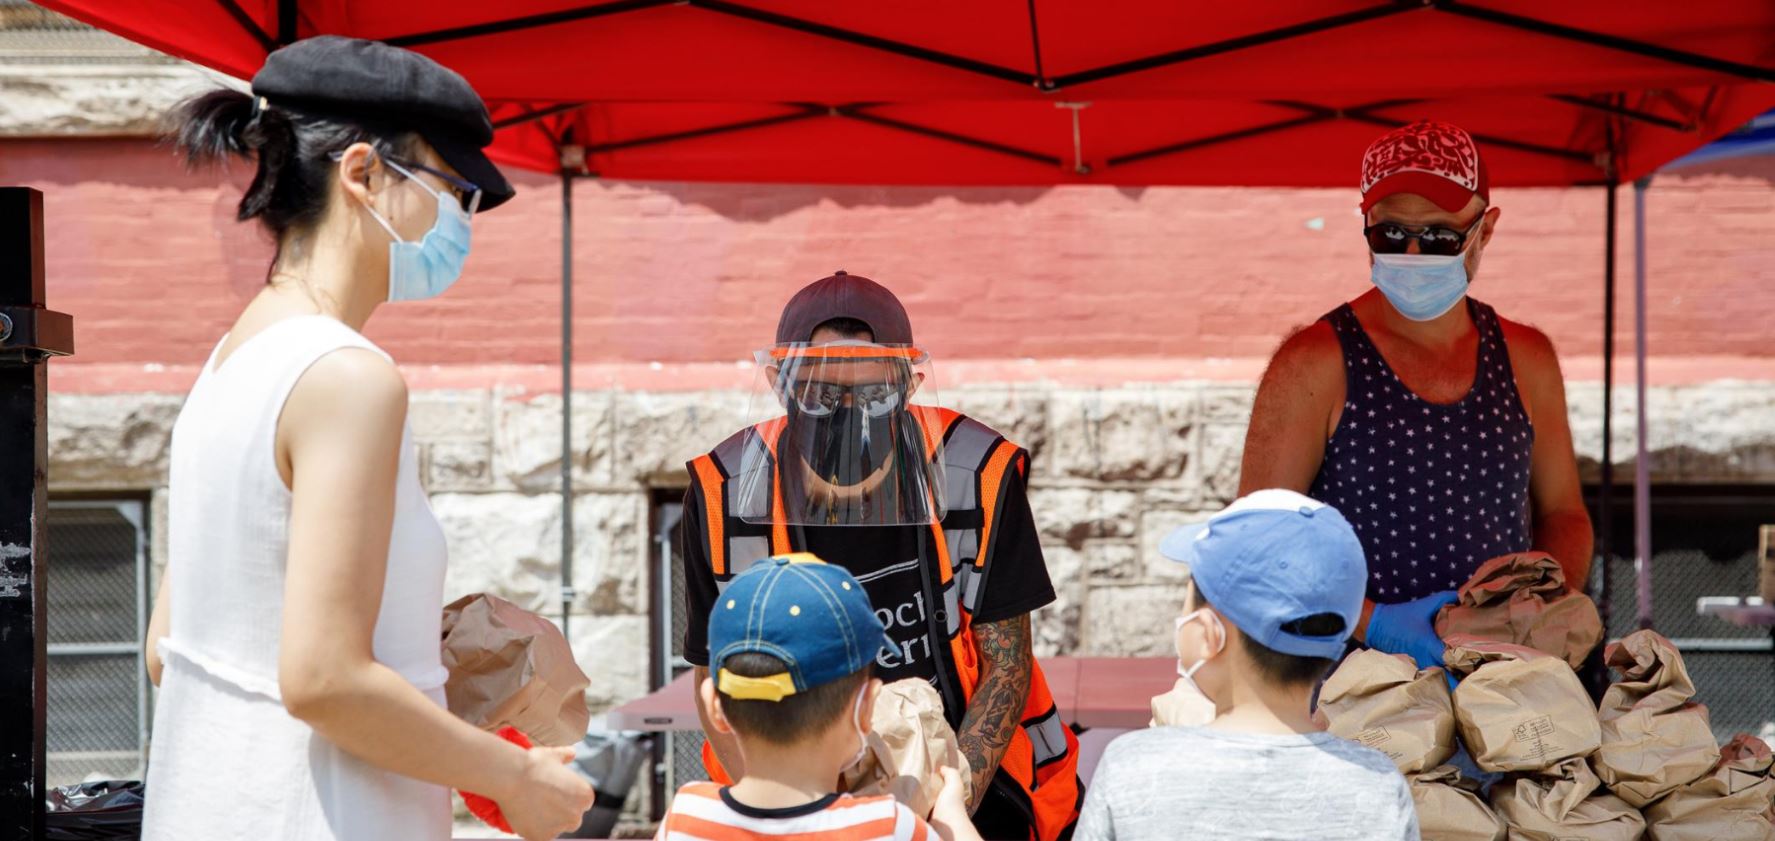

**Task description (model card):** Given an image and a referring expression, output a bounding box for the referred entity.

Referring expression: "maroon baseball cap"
[775,271,914,345]
[1360,120,1490,214]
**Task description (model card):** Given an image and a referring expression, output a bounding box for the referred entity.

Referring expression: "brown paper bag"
[1594,631,1720,807]
[841,679,973,817]
[1490,758,1648,841]
[1319,649,1458,773]
[1411,764,1508,841]
[1150,677,1216,728]
[1446,636,1600,773]
[1436,552,1604,670]
[1643,734,1775,841]
[440,593,590,747]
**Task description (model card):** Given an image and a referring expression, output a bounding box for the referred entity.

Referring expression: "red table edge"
[603,656,1174,732]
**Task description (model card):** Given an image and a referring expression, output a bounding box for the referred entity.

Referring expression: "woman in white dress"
[141,37,594,841]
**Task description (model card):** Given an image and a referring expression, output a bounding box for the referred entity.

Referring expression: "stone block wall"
[48,378,1775,717]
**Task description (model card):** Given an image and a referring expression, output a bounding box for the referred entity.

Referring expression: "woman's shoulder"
[295,347,405,403]
[280,338,408,445]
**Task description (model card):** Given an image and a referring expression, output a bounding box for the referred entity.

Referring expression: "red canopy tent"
[20,0,1774,629]
[29,1,1775,187]
[31,0,1775,635]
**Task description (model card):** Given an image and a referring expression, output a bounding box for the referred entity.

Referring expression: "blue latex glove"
[1365,590,1459,670]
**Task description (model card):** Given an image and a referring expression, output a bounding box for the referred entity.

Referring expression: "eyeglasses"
[781,380,908,419]
[385,155,483,215]
[1363,216,1484,257]
[328,150,483,214]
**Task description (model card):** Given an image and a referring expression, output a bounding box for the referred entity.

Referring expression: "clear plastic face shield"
[735,341,946,527]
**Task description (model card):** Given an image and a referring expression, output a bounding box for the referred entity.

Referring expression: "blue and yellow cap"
[708,553,894,702]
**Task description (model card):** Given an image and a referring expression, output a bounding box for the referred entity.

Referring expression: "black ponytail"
[169,88,419,267]
[172,89,258,168]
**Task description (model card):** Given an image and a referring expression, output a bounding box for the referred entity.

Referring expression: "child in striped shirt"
[659,554,980,841]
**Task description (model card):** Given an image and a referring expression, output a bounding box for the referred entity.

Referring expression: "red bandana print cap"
[1360,120,1489,214]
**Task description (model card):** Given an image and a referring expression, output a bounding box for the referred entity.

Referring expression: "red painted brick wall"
[6,138,1772,389]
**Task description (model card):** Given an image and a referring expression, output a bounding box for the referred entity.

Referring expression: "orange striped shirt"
[655,782,932,841]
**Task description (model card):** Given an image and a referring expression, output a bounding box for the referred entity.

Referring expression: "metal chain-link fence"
[45,500,149,788]
[668,731,710,786]
[659,498,709,804]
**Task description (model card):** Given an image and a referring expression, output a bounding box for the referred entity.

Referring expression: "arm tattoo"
[957,613,1033,812]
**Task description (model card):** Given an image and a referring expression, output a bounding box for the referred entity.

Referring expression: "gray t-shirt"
[1075,726,1420,841]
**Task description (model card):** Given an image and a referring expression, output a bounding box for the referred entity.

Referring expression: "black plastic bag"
[566,727,648,839]
[45,780,144,840]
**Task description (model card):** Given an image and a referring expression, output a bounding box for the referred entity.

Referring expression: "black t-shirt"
[679,465,1054,688]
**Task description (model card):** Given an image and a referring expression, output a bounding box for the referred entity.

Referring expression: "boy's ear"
[1203,607,1229,655]
[700,675,735,735]
[857,677,882,735]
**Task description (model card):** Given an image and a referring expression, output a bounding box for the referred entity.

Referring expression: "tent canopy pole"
[559,166,576,637]
[1634,176,1654,629]
[1598,179,1617,623]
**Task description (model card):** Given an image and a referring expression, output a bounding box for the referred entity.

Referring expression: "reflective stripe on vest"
[1024,707,1069,767]
[715,537,772,590]
[954,560,983,613]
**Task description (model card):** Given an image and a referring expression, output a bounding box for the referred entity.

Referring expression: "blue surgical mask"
[363,158,472,302]
[1370,252,1469,321]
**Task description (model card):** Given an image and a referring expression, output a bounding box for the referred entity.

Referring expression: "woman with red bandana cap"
[1238,120,1594,674]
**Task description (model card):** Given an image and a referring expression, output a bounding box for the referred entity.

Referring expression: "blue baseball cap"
[708,553,894,702]
[1159,489,1367,660]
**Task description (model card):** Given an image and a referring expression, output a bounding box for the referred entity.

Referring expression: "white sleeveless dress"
[143,315,453,841]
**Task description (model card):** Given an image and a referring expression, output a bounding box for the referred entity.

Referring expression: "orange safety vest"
[687,407,1082,841]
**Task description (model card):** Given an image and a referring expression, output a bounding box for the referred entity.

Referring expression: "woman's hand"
[1364,590,1458,670]
[495,745,596,841]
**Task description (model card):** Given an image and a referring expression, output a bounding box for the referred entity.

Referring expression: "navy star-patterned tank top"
[1308,298,1534,605]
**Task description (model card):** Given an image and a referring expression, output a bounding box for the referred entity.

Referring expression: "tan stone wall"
[49,379,1775,714]
[0,64,230,137]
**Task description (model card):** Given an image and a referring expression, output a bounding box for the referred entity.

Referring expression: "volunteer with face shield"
[1239,120,1593,672]
[680,272,1082,841]
[762,340,935,528]
[141,37,592,841]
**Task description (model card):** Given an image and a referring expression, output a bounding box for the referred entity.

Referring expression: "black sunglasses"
[782,379,909,419]
[1363,216,1485,257]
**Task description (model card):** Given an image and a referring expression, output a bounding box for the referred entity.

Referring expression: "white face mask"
[845,684,870,772]
[1174,609,1226,687]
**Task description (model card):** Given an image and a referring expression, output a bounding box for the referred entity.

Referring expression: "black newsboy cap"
[252,36,515,211]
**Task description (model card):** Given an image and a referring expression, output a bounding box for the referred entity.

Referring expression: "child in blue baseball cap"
[661,553,981,841]
[1075,490,1421,841]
